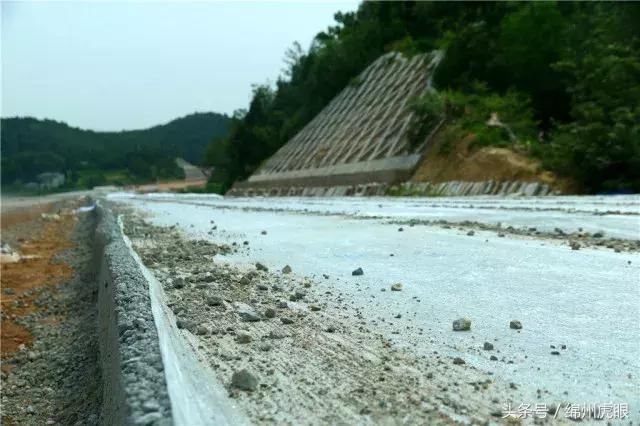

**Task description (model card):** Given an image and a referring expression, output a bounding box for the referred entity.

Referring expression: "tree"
[549,5,640,192]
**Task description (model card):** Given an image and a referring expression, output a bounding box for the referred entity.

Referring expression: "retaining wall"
[237,52,443,192]
[227,179,556,198]
[94,204,172,425]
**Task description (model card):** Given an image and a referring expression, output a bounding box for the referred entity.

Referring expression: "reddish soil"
[412,131,575,192]
[1,209,76,365]
[1,202,55,230]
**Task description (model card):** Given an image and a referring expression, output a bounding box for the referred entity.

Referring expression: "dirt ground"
[1,205,74,360]
[411,132,574,193]
[1,199,102,425]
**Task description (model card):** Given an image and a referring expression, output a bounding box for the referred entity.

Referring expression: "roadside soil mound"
[412,132,573,191]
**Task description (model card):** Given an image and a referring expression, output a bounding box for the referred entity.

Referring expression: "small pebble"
[509,320,522,330]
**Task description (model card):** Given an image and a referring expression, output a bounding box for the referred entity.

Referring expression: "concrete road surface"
[112,193,640,422]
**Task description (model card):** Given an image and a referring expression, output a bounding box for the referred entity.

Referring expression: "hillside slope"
[410,131,577,195]
[412,135,551,183]
[208,2,639,194]
[1,112,229,188]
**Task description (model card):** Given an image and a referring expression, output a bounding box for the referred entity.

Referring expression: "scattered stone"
[277,301,288,309]
[206,295,223,306]
[352,267,364,276]
[258,343,272,352]
[309,304,321,312]
[325,325,337,333]
[398,227,404,232]
[289,290,306,302]
[3,288,16,295]
[173,277,185,289]
[467,230,475,236]
[550,351,560,356]
[453,357,465,365]
[231,369,258,391]
[239,274,253,285]
[282,265,292,274]
[509,320,523,330]
[390,283,403,291]
[452,318,471,331]
[236,332,252,344]
[264,308,276,318]
[195,325,209,335]
[483,342,494,351]
[593,231,604,238]
[243,241,249,245]
[257,284,268,291]
[236,305,262,322]
[280,317,295,325]
[490,355,498,361]
[570,241,581,250]
[498,233,505,238]
[261,230,267,235]
[322,274,329,279]
[255,262,268,272]
[176,319,194,331]
[268,330,286,339]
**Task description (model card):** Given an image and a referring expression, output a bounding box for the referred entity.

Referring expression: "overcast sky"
[1,1,360,131]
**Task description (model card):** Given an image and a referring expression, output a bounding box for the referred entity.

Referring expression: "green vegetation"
[206,2,639,193]
[2,112,229,190]
[409,85,536,152]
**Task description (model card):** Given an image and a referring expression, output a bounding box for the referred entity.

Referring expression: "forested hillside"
[206,2,639,193]
[2,112,229,189]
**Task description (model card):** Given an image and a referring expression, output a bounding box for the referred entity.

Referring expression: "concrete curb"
[94,204,172,425]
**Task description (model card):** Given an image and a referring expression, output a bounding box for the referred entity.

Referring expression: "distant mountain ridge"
[1,112,229,188]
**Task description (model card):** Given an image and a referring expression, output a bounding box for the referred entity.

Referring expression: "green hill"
[208,2,639,194]
[1,112,229,189]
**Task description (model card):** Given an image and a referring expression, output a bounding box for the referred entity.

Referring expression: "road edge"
[94,203,172,425]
